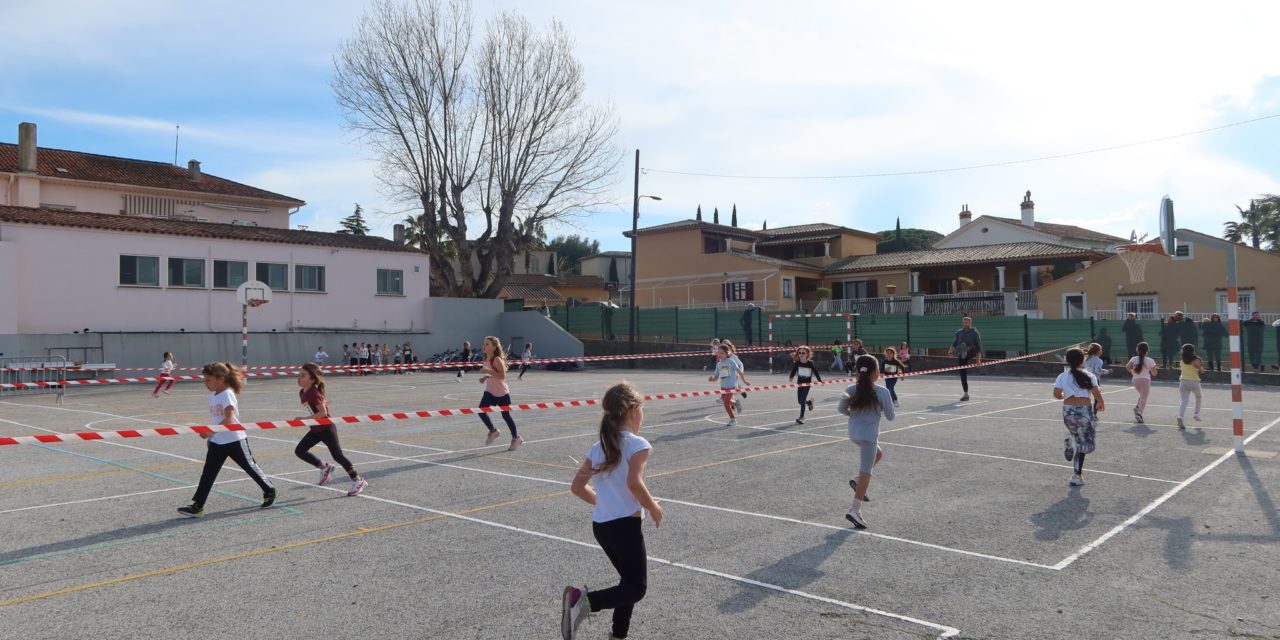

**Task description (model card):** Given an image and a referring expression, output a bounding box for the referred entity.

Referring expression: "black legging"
[958,358,971,392]
[479,391,518,437]
[192,439,273,507]
[797,385,811,418]
[295,426,356,476]
[589,516,648,639]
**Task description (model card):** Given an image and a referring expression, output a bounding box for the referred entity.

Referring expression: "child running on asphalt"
[1177,343,1204,429]
[709,344,748,426]
[292,363,367,496]
[788,345,822,424]
[837,354,894,528]
[1054,348,1104,487]
[1126,341,1157,423]
[562,381,662,640]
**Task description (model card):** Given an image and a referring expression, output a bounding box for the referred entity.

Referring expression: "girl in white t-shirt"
[177,362,276,517]
[1125,341,1158,423]
[563,382,662,640]
[518,342,533,380]
[1054,348,1105,487]
[152,351,176,397]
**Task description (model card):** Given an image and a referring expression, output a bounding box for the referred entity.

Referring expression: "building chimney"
[17,122,37,173]
[1020,190,1035,227]
[187,160,202,181]
[823,241,831,258]
[750,242,757,254]
[393,223,406,245]
[959,204,972,229]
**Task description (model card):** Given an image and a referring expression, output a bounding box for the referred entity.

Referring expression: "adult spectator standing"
[539,300,551,317]
[1202,314,1226,372]
[739,303,760,347]
[1242,311,1266,373]
[947,316,982,402]
[1159,315,1181,369]
[1095,327,1113,365]
[1121,312,1143,362]
[1178,314,1199,359]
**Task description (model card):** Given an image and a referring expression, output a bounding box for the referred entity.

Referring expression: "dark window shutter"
[746,282,755,300]
[832,282,844,299]
[867,279,878,298]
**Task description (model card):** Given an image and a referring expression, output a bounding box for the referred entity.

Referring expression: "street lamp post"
[628,149,661,364]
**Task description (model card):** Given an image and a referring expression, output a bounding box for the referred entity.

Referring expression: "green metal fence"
[537,306,1280,365]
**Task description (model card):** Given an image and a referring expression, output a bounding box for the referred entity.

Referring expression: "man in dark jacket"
[1243,311,1266,373]
[1121,313,1144,362]
[740,303,760,346]
[1202,314,1226,372]
[1178,316,1199,356]
[1095,327,1113,364]
[1159,315,1181,368]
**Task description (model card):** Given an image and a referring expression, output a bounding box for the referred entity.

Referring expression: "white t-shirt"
[207,389,246,445]
[1054,369,1099,400]
[522,349,532,364]
[1127,356,1157,381]
[161,359,175,375]
[314,350,328,365]
[586,432,652,523]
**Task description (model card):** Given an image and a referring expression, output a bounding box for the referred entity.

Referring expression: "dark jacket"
[1202,320,1226,350]
[1243,318,1266,353]
[1178,318,1198,347]
[1121,318,1144,343]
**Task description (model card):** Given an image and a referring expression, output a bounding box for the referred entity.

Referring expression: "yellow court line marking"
[0,488,570,609]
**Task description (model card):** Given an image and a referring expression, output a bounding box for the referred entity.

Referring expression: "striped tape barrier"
[0,344,1077,446]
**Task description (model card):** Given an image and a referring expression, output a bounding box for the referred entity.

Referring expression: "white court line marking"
[275,472,962,637]
[1053,413,1280,570]
[879,387,1132,436]
[876,441,1180,484]
[964,413,1243,432]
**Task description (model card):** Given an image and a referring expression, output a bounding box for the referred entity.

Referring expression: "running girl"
[881,347,904,408]
[456,340,472,381]
[152,351,176,397]
[788,346,821,424]
[708,344,748,426]
[562,382,662,640]
[177,362,276,517]
[293,363,367,496]
[1084,343,1109,382]
[830,341,844,373]
[518,342,533,380]
[722,339,749,407]
[1177,343,1204,429]
[837,354,894,528]
[478,336,521,450]
[1054,348,1104,487]
[898,342,911,371]
[707,338,721,371]
[1126,342,1157,423]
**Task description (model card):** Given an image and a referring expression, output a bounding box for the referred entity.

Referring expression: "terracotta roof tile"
[761,223,879,240]
[987,216,1126,244]
[0,143,304,204]
[0,206,421,253]
[825,242,1104,274]
[627,219,763,239]
[503,273,606,287]
[500,284,564,301]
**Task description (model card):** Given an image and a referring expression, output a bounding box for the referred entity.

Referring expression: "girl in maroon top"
[293,363,367,496]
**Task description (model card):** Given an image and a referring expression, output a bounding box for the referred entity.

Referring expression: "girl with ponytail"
[1054,348,1105,487]
[1126,341,1157,423]
[563,382,662,640]
[836,354,895,529]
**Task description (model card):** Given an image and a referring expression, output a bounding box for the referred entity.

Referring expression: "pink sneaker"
[507,436,523,451]
[318,461,334,486]
[485,429,500,446]
[347,478,368,496]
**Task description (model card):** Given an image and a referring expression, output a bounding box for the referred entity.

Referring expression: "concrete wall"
[936,217,1053,248]
[0,297,581,369]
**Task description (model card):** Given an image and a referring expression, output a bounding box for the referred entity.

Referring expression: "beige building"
[1035,229,1280,319]
[497,274,609,308]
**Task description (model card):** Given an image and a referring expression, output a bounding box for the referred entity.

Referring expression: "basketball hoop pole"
[242,303,249,367]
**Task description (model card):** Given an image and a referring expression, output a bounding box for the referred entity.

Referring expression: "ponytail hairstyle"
[202,362,245,394]
[1135,342,1149,373]
[484,336,506,361]
[595,382,644,475]
[1087,343,1102,357]
[163,351,173,361]
[1064,348,1093,390]
[846,354,881,411]
[1181,343,1198,365]
[300,362,326,395]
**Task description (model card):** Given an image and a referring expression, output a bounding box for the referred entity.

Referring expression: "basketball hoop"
[1115,243,1165,284]
[247,298,269,308]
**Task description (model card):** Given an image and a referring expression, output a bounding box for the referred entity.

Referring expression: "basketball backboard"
[236,280,272,307]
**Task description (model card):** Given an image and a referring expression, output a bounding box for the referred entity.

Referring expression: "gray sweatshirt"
[837,384,896,442]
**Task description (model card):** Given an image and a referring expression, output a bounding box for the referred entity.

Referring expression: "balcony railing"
[819,296,912,315]
[1093,309,1279,322]
[819,290,1039,316]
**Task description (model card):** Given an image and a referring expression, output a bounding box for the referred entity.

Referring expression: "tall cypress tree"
[731,204,738,227]
[696,205,703,221]
[713,207,720,224]
[895,217,902,240]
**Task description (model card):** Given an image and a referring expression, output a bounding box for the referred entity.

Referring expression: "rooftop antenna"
[173,125,180,166]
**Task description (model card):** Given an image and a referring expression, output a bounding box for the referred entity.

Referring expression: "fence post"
[713,310,719,339]
[805,317,810,345]
[675,308,680,344]
[1023,314,1030,354]
[1089,317,1096,341]
[566,304,572,336]
[905,311,910,347]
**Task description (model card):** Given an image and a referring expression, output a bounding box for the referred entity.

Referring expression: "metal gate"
[0,355,67,404]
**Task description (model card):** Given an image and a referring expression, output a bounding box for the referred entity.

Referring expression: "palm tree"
[402,214,457,259]
[1224,199,1277,249]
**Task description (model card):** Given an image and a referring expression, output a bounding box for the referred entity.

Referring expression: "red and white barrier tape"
[0,344,1076,446]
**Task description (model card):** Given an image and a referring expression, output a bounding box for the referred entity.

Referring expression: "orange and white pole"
[1227,286,1245,452]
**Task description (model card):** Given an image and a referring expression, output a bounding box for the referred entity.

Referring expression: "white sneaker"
[507,436,523,451]
[727,418,737,426]
[844,507,868,529]
[1069,474,1085,487]
[561,585,589,639]
[1193,414,1202,422]
[485,429,500,446]
[893,400,900,408]
[734,398,743,413]
[318,461,335,486]
[347,478,368,496]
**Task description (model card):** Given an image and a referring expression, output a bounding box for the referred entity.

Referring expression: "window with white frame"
[1216,291,1255,316]
[213,260,248,289]
[1172,241,1193,260]
[377,268,404,295]
[295,265,326,292]
[724,281,753,301]
[782,277,794,299]
[167,258,205,288]
[1118,295,1157,317]
[256,262,289,291]
[119,255,160,286]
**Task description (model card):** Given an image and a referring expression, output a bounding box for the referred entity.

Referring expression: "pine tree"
[763,220,768,230]
[608,257,619,283]
[895,217,902,241]
[713,207,720,224]
[340,203,370,236]
[731,204,738,227]
[696,205,703,221]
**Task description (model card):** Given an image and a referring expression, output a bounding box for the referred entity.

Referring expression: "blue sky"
[4,1,1279,251]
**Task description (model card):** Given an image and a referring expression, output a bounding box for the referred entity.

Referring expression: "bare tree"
[332,0,619,298]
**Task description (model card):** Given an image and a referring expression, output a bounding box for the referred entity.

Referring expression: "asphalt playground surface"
[1,361,1279,639]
